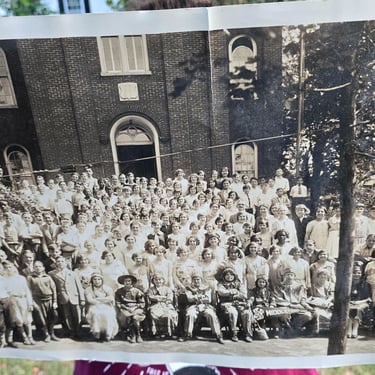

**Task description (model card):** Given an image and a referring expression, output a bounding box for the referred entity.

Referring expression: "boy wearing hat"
[115,274,145,343]
[180,271,224,344]
[217,267,253,342]
[274,268,316,337]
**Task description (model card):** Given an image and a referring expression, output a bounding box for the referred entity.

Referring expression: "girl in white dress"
[85,273,118,341]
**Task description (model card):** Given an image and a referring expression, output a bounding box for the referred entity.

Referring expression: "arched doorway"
[232,141,258,178]
[4,144,35,186]
[110,115,161,180]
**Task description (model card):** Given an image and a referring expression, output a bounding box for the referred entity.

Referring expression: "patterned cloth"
[74,361,319,375]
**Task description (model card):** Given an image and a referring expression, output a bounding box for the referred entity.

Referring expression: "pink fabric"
[73,361,319,375]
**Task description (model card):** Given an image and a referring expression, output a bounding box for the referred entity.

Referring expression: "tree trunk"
[327,46,359,356]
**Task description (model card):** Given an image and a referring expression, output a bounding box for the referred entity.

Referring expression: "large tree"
[0,0,52,15]
[282,20,374,354]
[327,21,375,354]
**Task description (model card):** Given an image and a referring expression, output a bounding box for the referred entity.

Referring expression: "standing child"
[27,261,59,342]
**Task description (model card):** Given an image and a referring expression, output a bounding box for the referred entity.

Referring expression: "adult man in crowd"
[180,272,224,344]
[293,204,313,248]
[48,256,85,339]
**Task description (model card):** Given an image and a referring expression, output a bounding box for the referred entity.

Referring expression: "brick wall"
[0,40,43,178]
[13,27,283,181]
[210,27,284,179]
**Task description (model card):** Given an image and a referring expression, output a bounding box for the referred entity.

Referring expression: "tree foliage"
[281,21,374,354]
[281,22,374,210]
[107,0,299,12]
[0,0,52,15]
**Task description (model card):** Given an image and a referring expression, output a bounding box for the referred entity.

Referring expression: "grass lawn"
[0,359,74,375]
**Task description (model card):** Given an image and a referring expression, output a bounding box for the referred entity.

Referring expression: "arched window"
[229,35,257,76]
[228,36,257,100]
[4,145,35,185]
[232,141,258,178]
[0,49,17,108]
[110,115,161,180]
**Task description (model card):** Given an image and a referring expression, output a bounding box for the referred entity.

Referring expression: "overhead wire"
[0,132,298,179]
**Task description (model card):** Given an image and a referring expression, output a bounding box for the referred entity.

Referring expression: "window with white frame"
[98,35,151,75]
[228,35,257,100]
[0,49,17,108]
[232,142,258,178]
[229,35,257,76]
[61,0,84,13]
[4,144,35,185]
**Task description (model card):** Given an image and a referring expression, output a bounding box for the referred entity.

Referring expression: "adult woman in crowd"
[308,269,334,333]
[286,247,311,292]
[84,273,118,341]
[186,235,202,262]
[347,263,372,338]
[221,222,235,245]
[127,253,150,293]
[305,207,329,251]
[356,234,375,260]
[326,203,341,259]
[199,248,220,290]
[221,246,246,286]
[250,276,281,339]
[204,234,227,264]
[75,255,97,290]
[172,246,197,292]
[267,245,287,291]
[255,219,272,250]
[364,256,375,302]
[274,229,293,259]
[147,274,178,337]
[221,198,237,223]
[353,203,369,249]
[3,261,34,346]
[150,245,173,288]
[2,212,23,266]
[185,185,198,206]
[244,242,269,291]
[309,250,336,286]
[271,205,298,246]
[99,251,128,292]
[228,191,240,205]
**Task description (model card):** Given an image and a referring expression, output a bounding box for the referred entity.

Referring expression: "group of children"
[0,165,373,346]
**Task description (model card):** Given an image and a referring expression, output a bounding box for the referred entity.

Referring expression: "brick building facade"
[0,27,283,184]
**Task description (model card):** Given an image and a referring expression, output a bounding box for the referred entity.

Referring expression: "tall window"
[229,35,257,76]
[228,35,257,100]
[98,35,151,76]
[232,142,258,178]
[4,145,34,185]
[0,49,17,108]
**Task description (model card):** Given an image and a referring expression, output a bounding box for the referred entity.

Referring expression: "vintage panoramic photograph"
[0,7,374,367]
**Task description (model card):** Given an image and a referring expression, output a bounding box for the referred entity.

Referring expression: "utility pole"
[296,26,305,178]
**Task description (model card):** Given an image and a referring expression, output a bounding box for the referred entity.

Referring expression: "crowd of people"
[0,165,373,348]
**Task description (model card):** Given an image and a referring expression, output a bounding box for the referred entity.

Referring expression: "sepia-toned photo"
[0,4,374,367]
